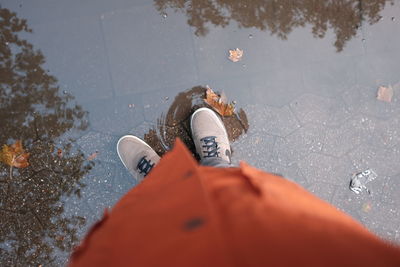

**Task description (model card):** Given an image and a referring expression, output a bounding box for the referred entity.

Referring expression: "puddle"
[0,8,92,266]
[143,86,249,158]
[155,0,392,51]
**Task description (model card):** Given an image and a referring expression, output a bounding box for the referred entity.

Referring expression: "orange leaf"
[0,140,30,168]
[204,87,235,116]
[228,48,243,62]
[57,148,63,158]
[376,85,393,102]
[88,152,98,161]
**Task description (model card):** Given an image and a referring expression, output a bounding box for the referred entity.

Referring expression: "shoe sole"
[116,135,154,170]
[190,107,229,139]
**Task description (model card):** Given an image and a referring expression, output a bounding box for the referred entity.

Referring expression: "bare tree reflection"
[154,0,392,51]
[0,8,91,266]
[144,86,249,158]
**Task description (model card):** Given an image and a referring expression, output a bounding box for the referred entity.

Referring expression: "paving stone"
[271,124,325,166]
[26,15,114,102]
[141,88,179,123]
[199,76,254,106]
[362,203,400,244]
[231,131,276,170]
[191,20,280,84]
[263,162,308,188]
[77,131,118,163]
[290,94,351,127]
[278,23,364,68]
[101,6,198,96]
[331,176,400,244]
[331,180,384,226]
[297,153,354,185]
[302,57,357,97]
[80,161,129,212]
[307,182,338,203]
[249,66,306,107]
[322,114,376,157]
[244,103,301,137]
[348,143,400,178]
[361,3,400,54]
[368,115,400,148]
[380,174,400,206]
[356,50,400,89]
[84,95,145,136]
[343,84,400,119]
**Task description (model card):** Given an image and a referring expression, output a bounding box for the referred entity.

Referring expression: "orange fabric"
[70,139,400,267]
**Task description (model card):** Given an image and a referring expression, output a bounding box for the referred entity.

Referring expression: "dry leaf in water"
[0,140,30,168]
[228,48,243,62]
[362,203,372,213]
[377,85,393,102]
[57,148,63,158]
[88,152,98,161]
[204,87,235,116]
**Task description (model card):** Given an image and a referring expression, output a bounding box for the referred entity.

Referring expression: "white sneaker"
[117,135,160,181]
[190,107,231,163]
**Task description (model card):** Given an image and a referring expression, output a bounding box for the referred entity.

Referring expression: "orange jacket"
[70,139,400,267]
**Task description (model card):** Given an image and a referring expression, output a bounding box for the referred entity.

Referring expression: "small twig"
[30,208,45,230]
[9,165,13,181]
[0,207,27,215]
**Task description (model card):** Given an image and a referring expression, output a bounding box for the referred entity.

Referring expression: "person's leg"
[190,108,232,168]
[117,135,160,181]
[200,157,231,168]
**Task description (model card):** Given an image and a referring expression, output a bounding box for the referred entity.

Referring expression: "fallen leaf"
[228,48,243,62]
[55,235,65,241]
[0,140,30,168]
[88,152,98,161]
[377,85,393,102]
[362,203,372,213]
[57,148,63,158]
[204,87,235,116]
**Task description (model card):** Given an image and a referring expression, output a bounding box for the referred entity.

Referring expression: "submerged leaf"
[57,148,63,158]
[0,140,30,168]
[204,87,235,116]
[87,152,98,161]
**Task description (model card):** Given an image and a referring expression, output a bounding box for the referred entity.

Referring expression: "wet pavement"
[1,0,400,265]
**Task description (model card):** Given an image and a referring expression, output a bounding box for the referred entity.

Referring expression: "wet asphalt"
[1,0,400,265]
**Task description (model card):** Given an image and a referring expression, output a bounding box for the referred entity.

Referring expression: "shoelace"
[136,156,155,176]
[201,136,220,158]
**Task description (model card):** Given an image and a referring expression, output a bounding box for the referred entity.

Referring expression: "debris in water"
[376,85,393,102]
[88,151,98,161]
[204,86,235,117]
[57,148,63,158]
[0,140,30,168]
[349,169,377,194]
[228,48,243,62]
[161,13,168,18]
[362,203,372,213]
[128,104,134,108]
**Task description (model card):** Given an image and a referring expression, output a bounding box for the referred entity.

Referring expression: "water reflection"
[155,0,392,51]
[0,8,91,266]
[144,86,249,157]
